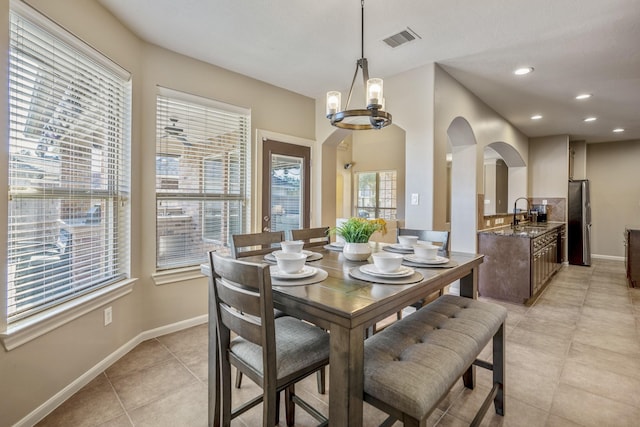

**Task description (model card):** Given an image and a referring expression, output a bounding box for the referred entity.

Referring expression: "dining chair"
[230,231,285,259]
[289,226,330,248]
[208,252,329,427]
[397,228,450,255]
[229,231,327,394]
[230,231,285,390]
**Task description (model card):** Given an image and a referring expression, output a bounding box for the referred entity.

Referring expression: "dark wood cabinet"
[478,223,564,304]
[625,228,640,288]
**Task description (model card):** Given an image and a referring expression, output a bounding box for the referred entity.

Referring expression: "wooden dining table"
[202,243,483,427]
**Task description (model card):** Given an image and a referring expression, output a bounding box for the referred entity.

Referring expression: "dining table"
[202,242,483,427]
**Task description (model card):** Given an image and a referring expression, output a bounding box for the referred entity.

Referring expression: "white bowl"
[371,252,404,273]
[414,244,439,260]
[280,240,304,253]
[398,235,419,248]
[274,252,307,274]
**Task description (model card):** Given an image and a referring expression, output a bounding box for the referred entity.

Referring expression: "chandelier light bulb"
[326,91,341,116]
[366,78,383,107]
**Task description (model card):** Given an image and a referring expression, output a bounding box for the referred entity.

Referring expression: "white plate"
[328,242,344,248]
[390,243,414,251]
[270,265,317,279]
[271,250,314,257]
[360,264,414,278]
[404,255,449,265]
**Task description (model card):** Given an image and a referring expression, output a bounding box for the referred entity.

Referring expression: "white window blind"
[7,6,131,323]
[156,89,250,269]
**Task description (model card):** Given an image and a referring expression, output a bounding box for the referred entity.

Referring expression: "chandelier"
[326,0,392,130]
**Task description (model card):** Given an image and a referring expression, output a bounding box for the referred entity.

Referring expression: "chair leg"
[493,323,505,415]
[396,310,403,320]
[285,384,295,426]
[316,367,326,394]
[275,391,280,425]
[235,370,243,388]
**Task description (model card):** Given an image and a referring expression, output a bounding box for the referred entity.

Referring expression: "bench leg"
[463,364,475,390]
[493,323,505,415]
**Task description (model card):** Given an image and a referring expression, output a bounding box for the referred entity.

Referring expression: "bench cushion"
[364,295,507,420]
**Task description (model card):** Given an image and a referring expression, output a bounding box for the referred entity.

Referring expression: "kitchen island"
[478,222,565,304]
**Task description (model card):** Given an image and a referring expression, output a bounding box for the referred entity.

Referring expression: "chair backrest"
[397,228,450,253]
[289,227,330,248]
[208,251,276,377]
[230,231,285,259]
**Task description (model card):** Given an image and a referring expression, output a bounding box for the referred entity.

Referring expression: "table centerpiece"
[331,217,387,261]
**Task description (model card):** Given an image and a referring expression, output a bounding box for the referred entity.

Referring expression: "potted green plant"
[331,217,387,261]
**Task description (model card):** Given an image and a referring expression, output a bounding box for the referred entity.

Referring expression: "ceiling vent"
[382,27,421,48]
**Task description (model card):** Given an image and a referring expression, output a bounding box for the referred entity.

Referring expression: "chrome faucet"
[513,197,530,227]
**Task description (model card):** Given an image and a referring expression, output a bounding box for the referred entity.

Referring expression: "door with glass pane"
[261,140,310,233]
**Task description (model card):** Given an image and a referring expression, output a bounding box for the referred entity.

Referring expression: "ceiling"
[98,0,640,143]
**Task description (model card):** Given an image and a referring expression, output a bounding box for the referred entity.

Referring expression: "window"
[6,5,131,323]
[354,171,397,220]
[156,89,250,269]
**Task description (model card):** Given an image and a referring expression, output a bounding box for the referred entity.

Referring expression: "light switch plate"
[411,193,419,205]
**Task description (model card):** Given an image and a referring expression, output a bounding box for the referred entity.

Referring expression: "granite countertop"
[479,221,565,238]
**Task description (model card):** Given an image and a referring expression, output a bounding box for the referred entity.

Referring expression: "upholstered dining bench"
[364,294,507,427]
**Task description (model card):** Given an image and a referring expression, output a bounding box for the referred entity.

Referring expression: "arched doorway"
[319,125,406,234]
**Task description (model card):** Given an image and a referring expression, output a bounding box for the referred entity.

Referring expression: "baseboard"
[592,254,625,262]
[16,314,208,427]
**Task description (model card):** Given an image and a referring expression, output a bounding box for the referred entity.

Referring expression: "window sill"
[0,279,137,351]
[152,266,206,286]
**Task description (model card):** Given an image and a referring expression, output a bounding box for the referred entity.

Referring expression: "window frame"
[1,1,133,349]
[353,170,398,220]
[155,87,251,271]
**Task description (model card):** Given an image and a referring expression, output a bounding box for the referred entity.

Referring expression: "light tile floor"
[37,259,640,426]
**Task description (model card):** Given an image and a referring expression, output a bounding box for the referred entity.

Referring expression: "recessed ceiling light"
[531,115,543,120]
[584,117,597,122]
[514,67,534,76]
[575,93,592,100]
[613,128,625,133]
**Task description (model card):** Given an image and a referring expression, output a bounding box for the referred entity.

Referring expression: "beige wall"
[570,140,588,180]
[0,1,316,425]
[587,139,640,257]
[528,135,570,199]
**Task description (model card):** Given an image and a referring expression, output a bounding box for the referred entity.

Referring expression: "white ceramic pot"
[342,242,372,261]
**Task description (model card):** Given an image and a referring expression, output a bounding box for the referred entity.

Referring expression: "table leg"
[459,266,478,299]
[329,323,365,427]
[460,266,478,389]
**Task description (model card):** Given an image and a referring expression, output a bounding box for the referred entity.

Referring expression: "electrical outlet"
[542,199,548,205]
[104,306,112,326]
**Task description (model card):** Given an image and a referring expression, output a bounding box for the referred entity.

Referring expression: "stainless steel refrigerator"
[568,179,592,266]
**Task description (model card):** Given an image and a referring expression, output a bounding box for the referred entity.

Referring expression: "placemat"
[271,267,328,287]
[349,266,424,284]
[323,244,343,252]
[264,251,323,262]
[382,245,413,254]
[402,259,458,269]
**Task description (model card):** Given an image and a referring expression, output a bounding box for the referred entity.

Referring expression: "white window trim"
[0,278,136,351]
[151,266,206,286]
